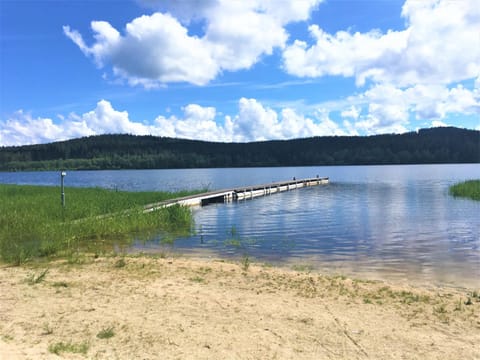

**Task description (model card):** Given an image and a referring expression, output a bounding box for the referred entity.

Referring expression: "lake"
[1,164,479,287]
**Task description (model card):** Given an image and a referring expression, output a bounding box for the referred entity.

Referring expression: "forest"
[0,127,478,171]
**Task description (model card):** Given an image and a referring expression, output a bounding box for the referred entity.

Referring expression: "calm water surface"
[1,164,479,287]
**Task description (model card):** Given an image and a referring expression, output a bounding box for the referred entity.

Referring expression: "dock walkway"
[144,177,329,212]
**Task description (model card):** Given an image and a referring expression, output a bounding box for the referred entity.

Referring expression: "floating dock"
[144,177,329,212]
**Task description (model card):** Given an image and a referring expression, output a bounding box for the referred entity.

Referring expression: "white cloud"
[0,101,163,146]
[283,25,408,84]
[2,88,478,146]
[340,81,480,134]
[431,120,448,128]
[65,13,217,87]
[154,97,349,142]
[65,0,322,87]
[283,0,480,87]
[81,100,154,134]
[0,111,94,146]
[341,105,361,120]
[1,98,355,146]
[136,0,217,23]
[154,104,228,141]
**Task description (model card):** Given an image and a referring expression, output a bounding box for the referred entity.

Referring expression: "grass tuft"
[114,258,127,268]
[52,281,68,288]
[26,269,49,285]
[241,254,250,272]
[292,264,314,273]
[96,326,115,339]
[48,341,89,355]
[189,276,205,283]
[41,323,54,335]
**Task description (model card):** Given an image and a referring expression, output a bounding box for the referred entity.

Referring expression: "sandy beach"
[1,255,479,359]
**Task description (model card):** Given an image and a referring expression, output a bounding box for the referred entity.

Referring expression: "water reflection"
[2,164,479,286]
[141,179,479,287]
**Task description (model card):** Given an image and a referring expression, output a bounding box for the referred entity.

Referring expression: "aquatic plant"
[0,184,199,264]
[449,180,480,201]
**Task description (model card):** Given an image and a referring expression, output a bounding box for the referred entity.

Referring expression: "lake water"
[1,164,479,287]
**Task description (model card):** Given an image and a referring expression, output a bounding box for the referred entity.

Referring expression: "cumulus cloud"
[341,82,480,134]
[0,110,94,147]
[155,98,348,142]
[64,0,321,87]
[341,106,361,120]
[2,87,478,146]
[64,13,217,87]
[431,120,448,128]
[1,98,353,146]
[283,0,480,87]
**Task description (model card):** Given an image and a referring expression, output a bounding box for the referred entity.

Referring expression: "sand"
[0,255,479,359]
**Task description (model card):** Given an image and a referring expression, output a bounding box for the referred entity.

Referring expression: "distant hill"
[0,127,478,171]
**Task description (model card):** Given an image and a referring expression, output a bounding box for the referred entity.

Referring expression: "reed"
[449,180,480,201]
[0,184,200,264]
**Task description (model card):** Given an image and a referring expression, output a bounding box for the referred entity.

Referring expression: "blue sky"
[1,0,479,146]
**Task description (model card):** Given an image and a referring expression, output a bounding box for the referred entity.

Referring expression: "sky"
[0,0,479,146]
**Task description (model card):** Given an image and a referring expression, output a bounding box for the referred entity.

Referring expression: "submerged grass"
[449,180,480,201]
[0,184,200,264]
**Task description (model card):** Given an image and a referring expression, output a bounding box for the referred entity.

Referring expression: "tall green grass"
[449,180,480,201]
[0,184,200,264]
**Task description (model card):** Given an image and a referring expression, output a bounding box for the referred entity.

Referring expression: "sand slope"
[1,256,479,359]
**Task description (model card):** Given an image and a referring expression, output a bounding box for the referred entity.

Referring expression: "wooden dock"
[144,177,329,212]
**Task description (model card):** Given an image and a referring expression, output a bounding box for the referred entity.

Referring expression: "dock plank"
[144,177,329,211]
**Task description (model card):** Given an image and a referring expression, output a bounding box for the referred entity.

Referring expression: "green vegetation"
[241,254,250,272]
[2,334,14,342]
[189,276,206,283]
[0,127,478,171]
[114,257,127,268]
[292,264,314,273]
[96,326,115,339]
[449,180,480,201]
[224,239,241,247]
[52,281,68,288]
[48,341,89,355]
[41,323,54,336]
[0,184,199,265]
[25,268,49,285]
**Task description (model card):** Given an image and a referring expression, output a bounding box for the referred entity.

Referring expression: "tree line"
[0,127,478,171]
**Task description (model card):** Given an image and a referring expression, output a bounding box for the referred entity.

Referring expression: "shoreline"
[127,248,480,290]
[1,254,479,359]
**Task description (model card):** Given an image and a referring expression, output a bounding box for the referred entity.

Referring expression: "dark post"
[61,171,66,207]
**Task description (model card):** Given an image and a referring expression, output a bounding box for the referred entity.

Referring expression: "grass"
[449,180,480,201]
[48,341,89,355]
[26,268,49,285]
[224,239,242,247]
[97,326,115,339]
[189,276,205,283]
[0,184,201,265]
[292,264,314,273]
[241,254,250,272]
[114,258,127,268]
[41,323,54,335]
[2,334,14,342]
